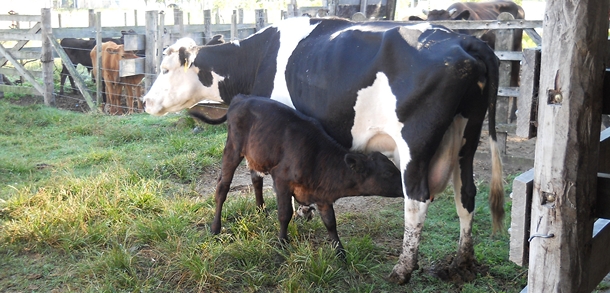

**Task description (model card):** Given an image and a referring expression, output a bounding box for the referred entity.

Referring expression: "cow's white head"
[143,37,225,116]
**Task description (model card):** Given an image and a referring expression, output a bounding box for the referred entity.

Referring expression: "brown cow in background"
[90,41,144,115]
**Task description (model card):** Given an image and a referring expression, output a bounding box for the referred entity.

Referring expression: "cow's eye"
[162,69,169,74]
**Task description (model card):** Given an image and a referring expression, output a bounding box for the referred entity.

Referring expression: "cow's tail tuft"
[489,136,505,234]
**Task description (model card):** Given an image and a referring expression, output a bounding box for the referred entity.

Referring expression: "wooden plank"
[406,19,543,30]
[123,34,145,51]
[0,14,40,22]
[0,43,44,95]
[526,0,607,292]
[0,32,41,41]
[0,84,40,96]
[495,51,522,61]
[119,58,145,77]
[583,218,610,292]
[517,48,541,139]
[509,168,534,266]
[594,173,610,219]
[600,128,610,173]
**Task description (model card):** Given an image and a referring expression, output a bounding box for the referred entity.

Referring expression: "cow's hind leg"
[316,203,345,258]
[210,142,243,235]
[445,120,484,283]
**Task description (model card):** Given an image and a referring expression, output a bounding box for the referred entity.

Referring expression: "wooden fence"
[0,8,264,112]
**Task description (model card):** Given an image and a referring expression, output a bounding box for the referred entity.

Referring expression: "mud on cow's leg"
[388,198,430,284]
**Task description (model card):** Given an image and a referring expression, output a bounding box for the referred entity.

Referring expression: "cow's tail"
[187,110,227,125]
[480,42,505,234]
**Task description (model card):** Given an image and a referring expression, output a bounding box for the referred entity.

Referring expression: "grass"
[0,99,529,292]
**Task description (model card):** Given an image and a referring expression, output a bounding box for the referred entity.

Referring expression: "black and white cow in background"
[142,17,504,284]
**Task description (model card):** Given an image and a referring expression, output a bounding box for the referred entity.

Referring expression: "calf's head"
[345,152,403,198]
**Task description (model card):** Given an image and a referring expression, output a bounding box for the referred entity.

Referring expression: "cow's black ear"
[178,47,190,67]
[453,10,470,20]
[345,153,366,173]
[408,16,424,21]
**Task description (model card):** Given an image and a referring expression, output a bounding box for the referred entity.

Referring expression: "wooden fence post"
[145,10,159,92]
[495,12,515,155]
[173,8,184,43]
[95,12,102,106]
[527,0,607,291]
[134,10,138,26]
[255,9,267,31]
[516,48,541,139]
[204,9,212,42]
[41,8,54,107]
[231,10,237,41]
[238,8,243,24]
[88,9,95,28]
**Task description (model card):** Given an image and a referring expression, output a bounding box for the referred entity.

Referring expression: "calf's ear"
[345,154,366,173]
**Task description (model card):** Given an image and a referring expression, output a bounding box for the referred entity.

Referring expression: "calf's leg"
[210,141,243,234]
[316,203,345,258]
[273,180,294,244]
[250,170,265,210]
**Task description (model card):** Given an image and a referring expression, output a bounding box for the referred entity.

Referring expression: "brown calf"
[194,95,404,256]
[91,41,143,114]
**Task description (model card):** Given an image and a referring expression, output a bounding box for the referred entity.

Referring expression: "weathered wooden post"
[88,9,95,28]
[527,0,608,292]
[134,10,138,26]
[41,8,54,107]
[516,48,541,139]
[95,12,102,106]
[494,12,515,155]
[238,8,243,24]
[255,9,267,31]
[231,10,237,41]
[204,9,212,42]
[145,10,159,92]
[173,8,184,43]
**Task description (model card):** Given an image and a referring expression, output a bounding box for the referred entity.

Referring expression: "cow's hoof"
[387,270,411,285]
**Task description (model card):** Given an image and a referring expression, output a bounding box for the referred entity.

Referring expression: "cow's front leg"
[388,197,430,284]
[316,203,345,258]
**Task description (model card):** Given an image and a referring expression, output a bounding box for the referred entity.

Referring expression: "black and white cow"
[142,17,504,284]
